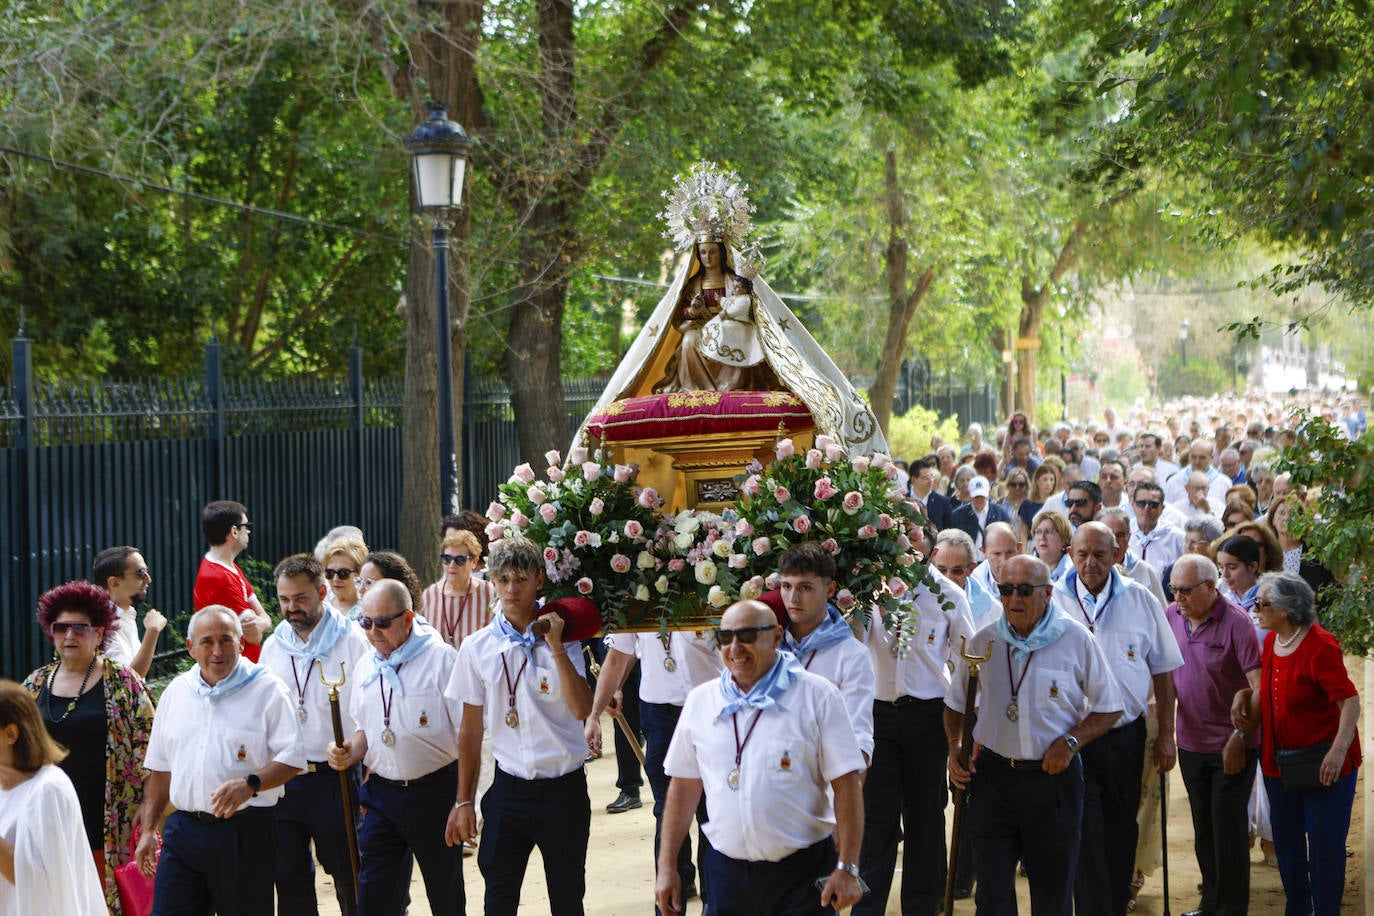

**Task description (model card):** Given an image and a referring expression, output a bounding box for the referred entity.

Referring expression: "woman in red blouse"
[1233,571,1360,916]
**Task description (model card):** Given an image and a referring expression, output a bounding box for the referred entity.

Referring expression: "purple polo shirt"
[1167,595,1261,753]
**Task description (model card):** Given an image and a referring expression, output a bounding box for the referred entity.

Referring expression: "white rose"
[655,575,670,595]
[708,585,730,608]
[674,531,695,551]
[637,551,657,569]
[635,585,651,601]
[695,561,718,585]
[711,539,733,558]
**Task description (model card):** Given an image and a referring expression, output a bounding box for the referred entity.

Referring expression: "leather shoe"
[1181,910,1203,916]
[683,883,698,900]
[606,790,642,813]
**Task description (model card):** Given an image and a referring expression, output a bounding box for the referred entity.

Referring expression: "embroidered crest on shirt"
[1049,680,1060,700]
[780,750,792,771]
[1126,644,1137,661]
[539,674,550,694]
[419,710,429,727]
[236,744,247,762]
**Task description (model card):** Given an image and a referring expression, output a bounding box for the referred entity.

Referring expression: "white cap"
[968,476,991,499]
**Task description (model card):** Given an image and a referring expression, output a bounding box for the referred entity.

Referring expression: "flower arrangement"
[485,446,663,624]
[732,434,934,625]
[644,510,766,621]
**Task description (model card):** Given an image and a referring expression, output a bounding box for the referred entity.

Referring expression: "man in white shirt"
[1097,459,1130,511]
[92,545,166,678]
[1135,432,1180,482]
[586,628,723,908]
[656,600,866,915]
[326,580,465,915]
[260,554,371,916]
[1165,439,1233,509]
[135,606,305,914]
[945,556,1122,915]
[931,530,999,628]
[1099,509,1168,608]
[1039,464,1084,519]
[448,536,593,915]
[1126,466,1188,531]
[856,555,974,916]
[1130,481,1186,572]
[968,522,1019,618]
[1052,523,1183,916]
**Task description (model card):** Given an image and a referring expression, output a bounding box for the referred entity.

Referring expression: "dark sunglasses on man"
[358,609,407,631]
[996,582,1042,598]
[714,625,775,646]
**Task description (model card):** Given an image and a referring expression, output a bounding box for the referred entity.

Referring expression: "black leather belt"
[305,760,331,774]
[367,761,456,789]
[984,750,1044,770]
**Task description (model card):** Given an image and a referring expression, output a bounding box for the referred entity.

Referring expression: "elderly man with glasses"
[656,600,867,916]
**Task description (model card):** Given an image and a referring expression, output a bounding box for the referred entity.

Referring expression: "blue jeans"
[1264,769,1357,916]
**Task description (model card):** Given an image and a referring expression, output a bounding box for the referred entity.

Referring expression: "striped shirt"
[420,578,497,649]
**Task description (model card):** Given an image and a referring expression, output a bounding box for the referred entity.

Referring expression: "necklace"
[290,658,316,723]
[1276,626,1307,649]
[46,654,99,724]
[378,664,402,747]
[727,710,765,791]
[501,654,529,728]
[1004,645,1035,722]
[659,632,676,672]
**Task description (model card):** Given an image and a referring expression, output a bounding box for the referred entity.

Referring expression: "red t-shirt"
[1260,624,1362,778]
[193,557,262,663]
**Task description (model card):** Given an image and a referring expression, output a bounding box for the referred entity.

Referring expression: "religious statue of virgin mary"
[576,161,885,456]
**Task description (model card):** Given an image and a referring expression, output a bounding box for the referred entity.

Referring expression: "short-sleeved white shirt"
[103,604,140,668]
[448,616,587,780]
[664,670,865,862]
[259,615,372,760]
[145,663,306,812]
[1052,570,1184,725]
[785,633,876,759]
[1129,525,1186,572]
[865,575,976,702]
[604,631,722,705]
[348,635,462,781]
[946,617,1122,760]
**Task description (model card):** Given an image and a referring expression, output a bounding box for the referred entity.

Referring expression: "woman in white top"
[0,680,107,916]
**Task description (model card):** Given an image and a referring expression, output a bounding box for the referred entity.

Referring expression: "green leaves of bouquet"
[732,434,934,625]
[485,446,663,623]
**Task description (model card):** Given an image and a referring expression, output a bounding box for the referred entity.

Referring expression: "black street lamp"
[405,102,471,516]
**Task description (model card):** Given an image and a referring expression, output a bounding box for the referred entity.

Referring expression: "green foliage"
[886,405,962,461]
[1156,355,1231,401]
[1277,418,1374,657]
[1100,355,1150,408]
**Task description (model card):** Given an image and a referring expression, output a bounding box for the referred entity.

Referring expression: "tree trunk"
[869,148,936,437]
[1016,219,1087,425]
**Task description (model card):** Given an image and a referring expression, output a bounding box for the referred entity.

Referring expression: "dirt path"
[318,664,1367,914]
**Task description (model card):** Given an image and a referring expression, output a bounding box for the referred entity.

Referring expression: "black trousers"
[853,697,948,916]
[1074,716,1147,916]
[585,638,643,792]
[357,764,464,915]
[701,836,837,916]
[275,765,360,916]
[1179,747,1258,916]
[969,752,1084,916]
[152,807,277,916]
[478,765,590,916]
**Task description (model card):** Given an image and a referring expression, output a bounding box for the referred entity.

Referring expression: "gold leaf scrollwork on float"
[666,391,724,409]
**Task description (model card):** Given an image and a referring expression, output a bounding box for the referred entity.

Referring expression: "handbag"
[113,822,159,916]
[1275,741,1332,793]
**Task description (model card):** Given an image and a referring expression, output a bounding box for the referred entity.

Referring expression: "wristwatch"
[1062,734,1081,755]
[836,862,861,878]
[244,773,262,797]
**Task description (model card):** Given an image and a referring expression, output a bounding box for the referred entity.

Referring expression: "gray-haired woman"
[1233,572,1361,916]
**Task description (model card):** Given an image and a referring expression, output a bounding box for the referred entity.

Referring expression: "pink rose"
[888,576,908,599]
[821,537,840,554]
[873,452,890,470]
[735,519,755,538]
[576,577,594,595]
[857,525,878,539]
[897,534,911,550]
[851,456,871,473]
[487,501,506,521]
[751,537,772,556]
[624,520,644,539]
[814,477,838,500]
[825,443,845,462]
[614,464,633,483]
[547,466,565,482]
[513,463,536,484]
[765,572,780,590]
[582,462,601,482]
[544,547,559,563]
[638,488,660,509]
[792,515,812,534]
[775,438,795,459]
[611,553,632,574]
[774,485,791,502]
[528,486,547,505]
[574,530,592,547]
[887,486,905,502]
[668,558,686,572]
[539,503,558,523]
[842,491,864,514]
[806,449,823,470]
[512,510,530,528]
[589,497,605,516]
[729,553,749,569]
[741,475,762,496]
[569,447,588,465]
[545,449,562,467]
[485,522,505,541]
[877,513,893,530]
[815,434,834,452]
[835,589,855,610]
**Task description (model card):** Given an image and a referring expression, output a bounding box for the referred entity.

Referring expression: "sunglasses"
[1134,499,1162,510]
[52,622,95,636]
[714,625,775,646]
[324,568,357,580]
[125,568,151,580]
[1008,481,1028,489]
[934,564,970,577]
[1064,497,1090,508]
[996,583,1043,598]
[236,522,254,531]
[1171,582,1208,597]
[440,554,471,566]
[358,609,408,631]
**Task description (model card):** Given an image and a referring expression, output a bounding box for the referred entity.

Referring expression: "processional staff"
[944,637,992,915]
[319,661,361,896]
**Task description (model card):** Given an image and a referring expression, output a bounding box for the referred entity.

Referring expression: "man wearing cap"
[949,476,1012,550]
[135,606,305,914]
[946,556,1122,914]
[656,600,867,915]
[259,554,370,916]
[326,580,466,915]
[448,536,593,915]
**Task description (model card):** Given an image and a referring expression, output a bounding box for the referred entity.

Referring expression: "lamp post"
[1179,318,1190,367]
[405,102,471,516]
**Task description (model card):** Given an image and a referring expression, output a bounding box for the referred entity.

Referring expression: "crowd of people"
[0,389,1365,916]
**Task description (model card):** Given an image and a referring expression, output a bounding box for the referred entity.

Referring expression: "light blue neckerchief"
[193,658,265,699]
[495,611,542,665]
[997,600,1073,662]
[1231,582,1258,612]
[783,605,853,657]
[269,606,351,662]
[715,652,805,721]
[359,627,435,696]
[1049,553,1071,583]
